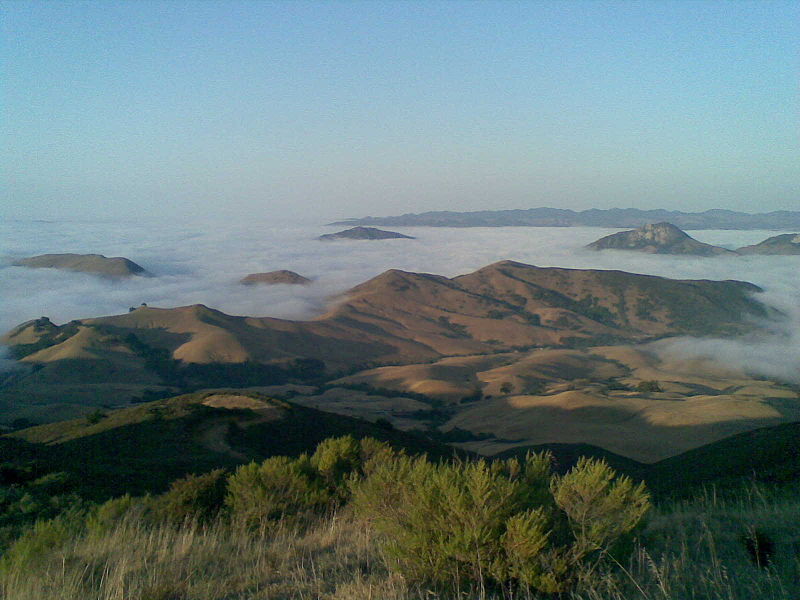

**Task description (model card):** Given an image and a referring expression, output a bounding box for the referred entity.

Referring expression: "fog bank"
[1,218,797,382]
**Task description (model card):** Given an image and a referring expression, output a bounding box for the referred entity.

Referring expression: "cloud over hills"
[1,218,798,381]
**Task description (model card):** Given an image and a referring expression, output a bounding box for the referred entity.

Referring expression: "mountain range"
[331,207,800,229]
[1,260,774,430]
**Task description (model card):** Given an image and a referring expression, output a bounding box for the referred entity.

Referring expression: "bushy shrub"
[225,436,395,528]
[636,380,662,393]
[154,469,228,524]
[552,457,650,562]
[0,509,85,574]
[85,494,142,534]
[352,452,650,594]
[311,436,362,489]
[226,455,327,527]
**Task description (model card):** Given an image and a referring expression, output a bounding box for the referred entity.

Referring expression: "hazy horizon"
[3,1,798,221]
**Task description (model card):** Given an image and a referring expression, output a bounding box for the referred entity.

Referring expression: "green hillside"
[2,391,465,501]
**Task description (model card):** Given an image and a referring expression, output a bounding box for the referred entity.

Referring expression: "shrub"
[0,509,85,574]
[636,380,662,393]
[85,410,107,425]
[311,436,361,489]
[352,453,558,589]
[155,469,228,524]
[353,452,650,594]
[226,436,396,528]
[226,455,327,527]
[551,456,651,563]
[85,494,141,534]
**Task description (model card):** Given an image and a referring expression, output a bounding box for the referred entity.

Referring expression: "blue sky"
[2,0,798,220]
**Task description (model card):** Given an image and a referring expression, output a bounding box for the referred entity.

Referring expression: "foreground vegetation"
[0,436,797,599]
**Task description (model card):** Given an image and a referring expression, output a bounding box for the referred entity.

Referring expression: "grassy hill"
[3,391,465,501]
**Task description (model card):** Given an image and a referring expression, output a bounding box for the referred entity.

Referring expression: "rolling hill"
[0,261,771,425]
[240,270,312,285]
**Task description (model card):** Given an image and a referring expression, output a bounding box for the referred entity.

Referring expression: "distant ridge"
[330,207,800,230]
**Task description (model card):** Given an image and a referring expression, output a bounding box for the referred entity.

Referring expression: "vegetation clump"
[225,436,393,528]
[352,452,650,594]
[636,380,662,393]
[2,435,797,600]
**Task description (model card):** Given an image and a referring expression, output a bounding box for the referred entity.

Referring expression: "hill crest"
[240,270,312,285]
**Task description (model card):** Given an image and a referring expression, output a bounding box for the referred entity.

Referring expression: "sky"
[2,0,798,221]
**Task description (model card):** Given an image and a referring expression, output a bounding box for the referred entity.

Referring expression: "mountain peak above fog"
[240,270,311,285]
[737,233,800,255]
[318,226,415,241]
[586,223,736,256]
[11,253,149,278]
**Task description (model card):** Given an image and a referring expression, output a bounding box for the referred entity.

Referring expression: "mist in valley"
[1,217,797,382]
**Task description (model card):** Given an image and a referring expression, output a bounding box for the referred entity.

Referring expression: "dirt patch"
[203,394,274,411]
[197,394,284,458]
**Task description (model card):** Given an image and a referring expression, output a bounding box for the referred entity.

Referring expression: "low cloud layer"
[1,217,797,381]
[648,287,800,384]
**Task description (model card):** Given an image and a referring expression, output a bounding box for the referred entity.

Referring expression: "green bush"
[636,380,662,393]
[226,455,328,527]
[552,456,650,563]
[155,469,228,524]
[352,452,650,594]
[311,436,362,489]
[86,410,107,425]
[85,494,142,534]
[225,437,395,528]
[0,509,85,574]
